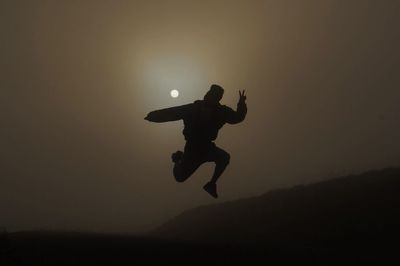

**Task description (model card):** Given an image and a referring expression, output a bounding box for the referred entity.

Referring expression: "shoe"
[203,182,218,198]
[171,151,183,163]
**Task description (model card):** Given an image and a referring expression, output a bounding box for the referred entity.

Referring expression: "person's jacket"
[145,99,247,142]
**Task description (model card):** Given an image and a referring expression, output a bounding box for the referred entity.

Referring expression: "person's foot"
[203,182,218,198]
[171,150,183,163]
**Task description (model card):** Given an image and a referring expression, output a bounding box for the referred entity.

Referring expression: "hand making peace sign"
[239,90,247,103]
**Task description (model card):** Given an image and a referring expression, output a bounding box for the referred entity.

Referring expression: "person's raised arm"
[145,103,193,123]
[224,90,247,124]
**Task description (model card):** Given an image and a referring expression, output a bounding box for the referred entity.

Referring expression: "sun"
[170,89,179,98]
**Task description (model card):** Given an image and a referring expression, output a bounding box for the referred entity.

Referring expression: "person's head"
[204,84,224,104]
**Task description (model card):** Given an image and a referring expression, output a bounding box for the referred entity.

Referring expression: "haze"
[1,0,399,232]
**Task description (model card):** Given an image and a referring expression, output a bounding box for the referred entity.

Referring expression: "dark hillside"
[153,168,400,249]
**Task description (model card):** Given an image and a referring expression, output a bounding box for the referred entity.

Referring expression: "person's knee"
[173,169,189,183]
[174,174,187,183]
[224,153,231,165]
[219,152,230,166]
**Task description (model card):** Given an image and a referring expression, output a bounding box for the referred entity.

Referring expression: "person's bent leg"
[173,156,202,183]
[201,144,229,198]
[173,162,189,182]
[209,146,230,184]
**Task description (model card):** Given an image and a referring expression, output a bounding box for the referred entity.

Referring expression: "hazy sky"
[1,0,399,232]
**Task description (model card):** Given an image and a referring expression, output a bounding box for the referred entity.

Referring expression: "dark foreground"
[0,231,398,266]
[2,168,400,265]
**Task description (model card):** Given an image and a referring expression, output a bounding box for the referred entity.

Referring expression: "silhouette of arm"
[224,90,247,124]
[145,104,194,122]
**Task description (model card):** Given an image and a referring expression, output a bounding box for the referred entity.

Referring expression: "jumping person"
[145,84,247,198]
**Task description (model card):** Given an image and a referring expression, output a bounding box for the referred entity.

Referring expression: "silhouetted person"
[145,84,247,198]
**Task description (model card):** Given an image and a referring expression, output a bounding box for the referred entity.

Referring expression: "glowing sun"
[170,89,179,98]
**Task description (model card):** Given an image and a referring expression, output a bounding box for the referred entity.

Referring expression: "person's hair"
[204,84,224,103]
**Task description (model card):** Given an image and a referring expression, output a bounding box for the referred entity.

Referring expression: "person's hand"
[144,112,154,121]
[239,90,246,104]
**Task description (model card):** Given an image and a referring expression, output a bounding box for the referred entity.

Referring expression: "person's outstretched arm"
[145,103,193,122]
[224,90,247,124]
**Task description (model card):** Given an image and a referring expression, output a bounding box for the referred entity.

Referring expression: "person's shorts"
[182,141,228,164]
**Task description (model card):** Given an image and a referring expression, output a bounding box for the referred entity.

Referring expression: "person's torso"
[182,100,225,142]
